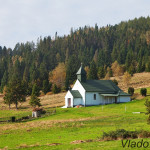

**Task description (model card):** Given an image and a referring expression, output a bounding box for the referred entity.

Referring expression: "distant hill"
[0,16,150,92]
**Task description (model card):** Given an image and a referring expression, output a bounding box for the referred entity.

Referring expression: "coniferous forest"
[1,16,150,95]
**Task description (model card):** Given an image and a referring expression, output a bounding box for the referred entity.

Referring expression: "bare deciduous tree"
[49,63,66,88]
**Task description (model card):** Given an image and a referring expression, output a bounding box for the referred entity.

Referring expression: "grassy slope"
[0,97,150,150]
[1,72,150,149]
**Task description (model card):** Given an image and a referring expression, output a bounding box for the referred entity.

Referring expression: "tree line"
[0,16,150,103]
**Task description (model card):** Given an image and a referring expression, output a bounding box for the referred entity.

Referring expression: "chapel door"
[68,98,71,107]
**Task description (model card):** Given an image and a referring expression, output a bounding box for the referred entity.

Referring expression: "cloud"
[0,0,150,48]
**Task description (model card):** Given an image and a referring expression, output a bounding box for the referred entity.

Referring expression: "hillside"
[0,92,66,110]
[0,72,150,110]
[0,97,150,149]
[0,16,150,95]
[1,72,150,149]
[111,72,150,91]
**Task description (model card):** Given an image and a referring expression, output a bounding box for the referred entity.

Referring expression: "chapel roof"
[70,90,82,98]
[79,80,130,96]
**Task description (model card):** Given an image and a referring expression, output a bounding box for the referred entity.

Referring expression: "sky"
[0,0,150,49]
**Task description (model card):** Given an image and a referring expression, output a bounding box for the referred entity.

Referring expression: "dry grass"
[0,147,8,150]
[0,117,95,131]
[111,72,150,92]
[23,92,66,108]
[17,143,61,149]
[39,92,66,108]
[0,92,66,110]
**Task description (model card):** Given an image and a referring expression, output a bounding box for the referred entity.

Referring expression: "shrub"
[102,129,142,141]
[61,86,67,92]
[112,79,118,85]
[128,87,134,96]
[32,108,46,114]
[140,88,147,96]
[138,130,150,138]
[144,99,150,124]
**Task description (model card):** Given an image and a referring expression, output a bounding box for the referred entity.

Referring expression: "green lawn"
[0,109,31,118]
[0,97,150,150]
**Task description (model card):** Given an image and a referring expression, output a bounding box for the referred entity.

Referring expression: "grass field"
[0,96,150,150]
[0,109,31,119]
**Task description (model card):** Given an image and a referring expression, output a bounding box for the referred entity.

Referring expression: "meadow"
[0,96,150,150]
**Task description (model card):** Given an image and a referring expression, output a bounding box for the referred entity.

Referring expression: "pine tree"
[42,80,50,94]
[0,71,8,92]
[65,77,69,91]
[66,55,80,84]
[29,94,41,108]
[23,66,29,82]
[98,50,104,67]
[52,84,60,94]
[32,83,40,97]
[39,62,48,82]
[3,85,13,109]
[4,78,26,109]
[88,61,98,79]
[137,59,142,73]
[146,61,150,72]
[97,67,105,79]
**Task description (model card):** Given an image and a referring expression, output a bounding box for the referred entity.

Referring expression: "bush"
[32,108,46,114]
[102,129,141,141]
[61,86,67,92]
[138,130,150,138]
[128,87,134,96]
[144,99,150,124]
[140,88,147,96]
[112,79,118,85]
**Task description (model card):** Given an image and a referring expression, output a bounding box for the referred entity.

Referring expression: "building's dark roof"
[70,90,82,98]
[76,64,86,75]
[118,91,130,96]
[79,80,130,96]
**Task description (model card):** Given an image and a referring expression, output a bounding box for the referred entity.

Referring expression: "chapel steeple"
[76,63,86,82]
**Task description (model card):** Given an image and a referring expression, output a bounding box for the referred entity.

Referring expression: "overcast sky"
[0,0,150,49]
